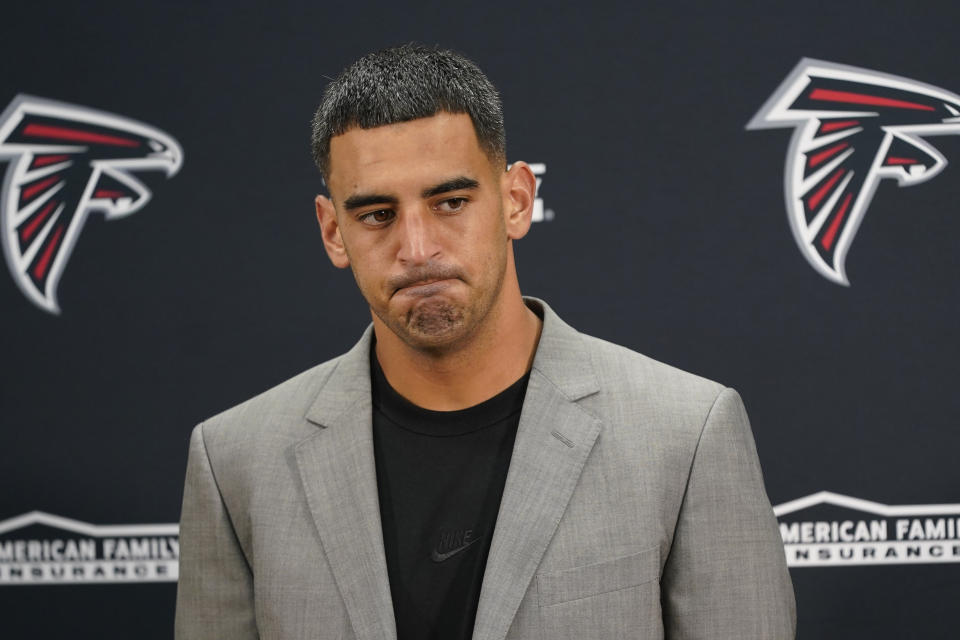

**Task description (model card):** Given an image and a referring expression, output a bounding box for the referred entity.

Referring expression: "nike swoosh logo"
[430,536,482,563]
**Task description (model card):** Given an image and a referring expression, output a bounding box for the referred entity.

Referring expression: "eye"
[357,209,394,226]
[435,197,467,213]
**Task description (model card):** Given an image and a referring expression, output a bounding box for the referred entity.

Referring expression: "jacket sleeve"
[660,388,796,639]
[175,423,259,639]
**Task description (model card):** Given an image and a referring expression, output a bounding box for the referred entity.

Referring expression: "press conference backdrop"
[2,1,958,637]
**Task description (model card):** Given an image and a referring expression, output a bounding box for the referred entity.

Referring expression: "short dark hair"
[310,44,506,178]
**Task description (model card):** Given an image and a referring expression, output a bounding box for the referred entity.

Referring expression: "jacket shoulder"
[199,354,344,448]
[577,333,728,436]
[584,333,725,395]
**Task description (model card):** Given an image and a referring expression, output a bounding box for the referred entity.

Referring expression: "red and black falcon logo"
[0,95,182,313]
[748,59,960,285]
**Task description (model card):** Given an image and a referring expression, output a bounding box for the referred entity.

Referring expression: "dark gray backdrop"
[2,1,958,637]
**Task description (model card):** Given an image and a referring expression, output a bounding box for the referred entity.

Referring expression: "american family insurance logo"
[773,492,960,567]
[0,511,179,585]
[748,59,960,285]
[0,95,182,314]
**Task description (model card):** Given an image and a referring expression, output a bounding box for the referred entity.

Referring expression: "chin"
[409,298,465,333]
[397,297,471,349]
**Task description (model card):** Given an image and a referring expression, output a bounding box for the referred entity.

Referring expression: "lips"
[395,278,455,297]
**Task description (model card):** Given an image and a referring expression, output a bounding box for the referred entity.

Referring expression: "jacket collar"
[297,297,601,640]
[305,297,599,426]
[523,297,599,401]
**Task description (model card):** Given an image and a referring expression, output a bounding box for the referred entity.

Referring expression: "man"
[175,45,795,639]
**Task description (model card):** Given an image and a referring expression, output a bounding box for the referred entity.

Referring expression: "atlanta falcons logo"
[0,95,182,313]
[748,59,960,285]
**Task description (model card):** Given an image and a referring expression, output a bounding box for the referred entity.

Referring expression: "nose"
[395,207,442,265]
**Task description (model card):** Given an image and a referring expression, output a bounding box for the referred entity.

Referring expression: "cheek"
[466,226,509,280]
[341,244,383,293]
[460,204,507,243]
[342,230,379,264]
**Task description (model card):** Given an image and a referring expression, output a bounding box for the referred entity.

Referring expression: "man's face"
[318,112,516,352]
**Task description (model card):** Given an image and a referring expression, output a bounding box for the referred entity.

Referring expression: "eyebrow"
[341,176,480,212]
[343,192,398,211]
[421,176,480,199]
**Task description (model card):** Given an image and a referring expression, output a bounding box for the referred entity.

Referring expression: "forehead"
[326,112,492,196]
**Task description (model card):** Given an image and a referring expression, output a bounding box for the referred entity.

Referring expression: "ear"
[315,194,350,269]
[500,161,537,240]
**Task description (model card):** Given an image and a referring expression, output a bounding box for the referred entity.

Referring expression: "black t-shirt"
[371,353,528,640]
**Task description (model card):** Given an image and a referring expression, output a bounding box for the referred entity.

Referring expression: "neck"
[373,280,541,411]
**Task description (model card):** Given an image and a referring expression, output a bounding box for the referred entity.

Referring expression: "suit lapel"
[292,300,598,640]
[295,328,398,640]
[472,299,602,640]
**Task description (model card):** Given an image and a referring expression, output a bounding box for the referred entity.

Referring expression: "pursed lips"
[394,278,455,297]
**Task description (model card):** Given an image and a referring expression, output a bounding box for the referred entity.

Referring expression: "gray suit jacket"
[175,298,796,639]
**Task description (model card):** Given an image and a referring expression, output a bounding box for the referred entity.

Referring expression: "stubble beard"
[406,297,465,340]
[393,289,478,352]
[366,294,469,353]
